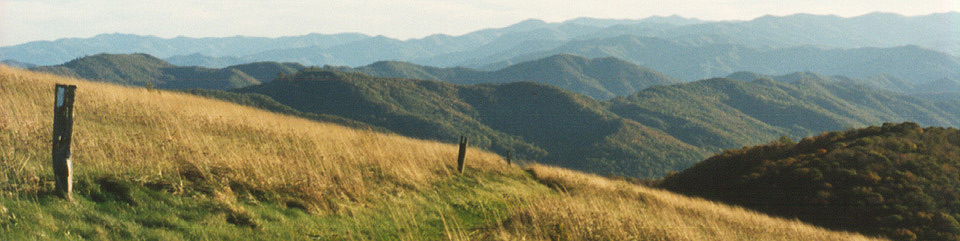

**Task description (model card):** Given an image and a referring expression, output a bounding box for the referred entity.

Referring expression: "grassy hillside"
[0,65,882,240]
[30,53,304,90]
[661,122,960,241]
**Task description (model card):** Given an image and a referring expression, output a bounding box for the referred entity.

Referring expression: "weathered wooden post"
[52,84,76,201]
[506,151,511,165]
[456,136,467,174]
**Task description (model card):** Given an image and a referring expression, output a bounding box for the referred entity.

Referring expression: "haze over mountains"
[3,12,957,84]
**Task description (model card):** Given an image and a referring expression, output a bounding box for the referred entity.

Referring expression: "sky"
[1,0,958,46]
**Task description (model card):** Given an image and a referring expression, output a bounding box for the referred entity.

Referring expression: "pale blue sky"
[1,0,957,46]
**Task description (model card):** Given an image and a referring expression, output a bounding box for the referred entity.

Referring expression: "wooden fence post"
[52,84,76,201]
[506,151,511,165]
[457,136,467,174]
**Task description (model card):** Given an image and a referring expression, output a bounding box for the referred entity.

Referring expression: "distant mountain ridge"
[726,71,960,100]
[1,33,369,66]
[30,53,305,90]
[3,12,956,72]
[497,36,960,84]
[331,54,679,100]
[164,53,250,68]
[0,59,36,68]
[29,53,676,100]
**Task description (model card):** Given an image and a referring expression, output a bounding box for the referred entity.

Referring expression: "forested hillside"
[332,54,678,100]
[229,68,960,178]
[30,53,304,90]
[236,69,703,177]
[661,122,960,241]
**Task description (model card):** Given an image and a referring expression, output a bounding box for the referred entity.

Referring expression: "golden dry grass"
[497,164,884,240]
[0,65,517,208]
[0,65,885,240]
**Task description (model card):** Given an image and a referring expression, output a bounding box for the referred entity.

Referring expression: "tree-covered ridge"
[609,76,960,153]
[231,68,960,178]
[660,122,960,241]
[726,71,960,98]
[330,54,679,100]
[504,36,959,84]
[236,68,705,177]
[30,53,305,90]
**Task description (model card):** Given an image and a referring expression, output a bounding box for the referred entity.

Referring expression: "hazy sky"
[1,0,958,46]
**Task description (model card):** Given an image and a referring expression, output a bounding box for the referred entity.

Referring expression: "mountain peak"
[639,15,705,25]
[505,19,550,31]
[854,11,906,19]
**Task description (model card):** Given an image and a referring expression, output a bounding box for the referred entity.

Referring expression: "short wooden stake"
[456,136,467,174]
[52,84,76,201]
[506,151,511,165]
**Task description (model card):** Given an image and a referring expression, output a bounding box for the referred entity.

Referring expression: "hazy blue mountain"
[853,74,917,93]
[246,20,606,67]
[1,33,370,66]
[495,35,959,84]
[590,12,960,54]
[1,59,37,69]
[165,53,250,68]
[4,12,957,84]
[245,35,447,66]
[331,54,679,100]
[30,53,303,90]
[565,15,705,27]
[912,77,960,93]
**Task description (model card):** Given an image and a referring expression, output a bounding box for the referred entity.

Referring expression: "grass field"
[0,65,883,240]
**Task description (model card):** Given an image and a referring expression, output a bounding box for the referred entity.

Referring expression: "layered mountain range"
[22,53,960,177]
[30,53,304,90]
[3,12,957,84]
[233,68,960,178]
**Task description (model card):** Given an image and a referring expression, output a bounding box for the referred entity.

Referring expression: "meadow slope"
[0,65,881,240]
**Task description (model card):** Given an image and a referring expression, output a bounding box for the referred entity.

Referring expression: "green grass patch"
[0,169,550,240]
